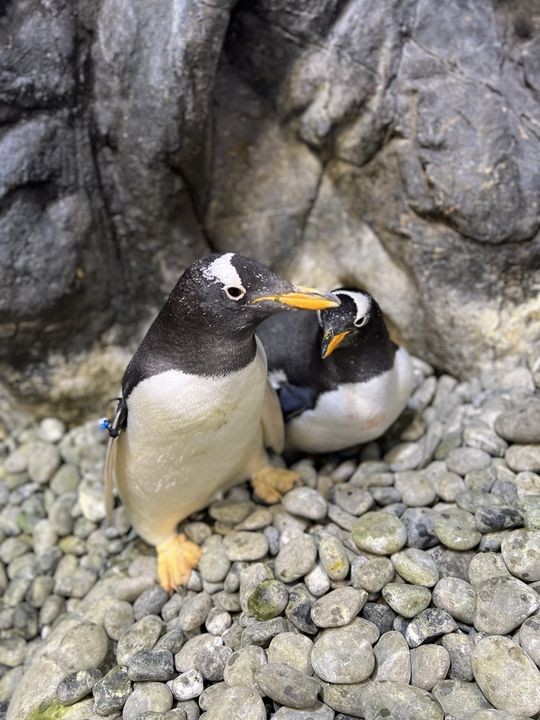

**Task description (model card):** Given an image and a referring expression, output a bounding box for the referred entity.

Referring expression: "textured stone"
[311,587,366,628]
[373,631,411,683]
[382,583,432,619]
[473,576,539,634]
[351,512,407,555]
[361,681,443,720]
[410,645,451,691]
[267,633,313,675]
[311,626,375,683]
[255,662,320,709]
[472,636,540,717]
[391,548,439,587]
[275,535,317,583]
[431,680,492,720]
[405,608,458,647]
[122,682,173,720]
[432,577,476,624]
[224,645,267,687]
[501,528,540,581]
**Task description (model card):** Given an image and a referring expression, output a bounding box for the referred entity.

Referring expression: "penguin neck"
[122,299,258,399]
[152,300,258,376]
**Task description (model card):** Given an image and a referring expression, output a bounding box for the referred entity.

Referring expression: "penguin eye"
[225,286,246,301]
[354,314,369,328]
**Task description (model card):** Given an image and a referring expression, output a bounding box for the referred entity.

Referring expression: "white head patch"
[336,290,371,323]
[203,253,244,290]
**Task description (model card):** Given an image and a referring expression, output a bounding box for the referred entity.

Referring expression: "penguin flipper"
[261,381,285,454]
[277,382,318,421]
[103,435,117,521]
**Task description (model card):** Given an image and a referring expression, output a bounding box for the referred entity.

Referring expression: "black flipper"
[277,383,318,421]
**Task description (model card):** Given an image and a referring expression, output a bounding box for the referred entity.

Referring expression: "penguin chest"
[287,348,413,453]
[122,352,267,503]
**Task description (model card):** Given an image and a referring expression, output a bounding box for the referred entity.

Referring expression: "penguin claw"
[156,534,202,593]
[251,466,301,504]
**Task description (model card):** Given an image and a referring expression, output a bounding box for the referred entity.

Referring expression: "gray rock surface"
[3,0,538,424]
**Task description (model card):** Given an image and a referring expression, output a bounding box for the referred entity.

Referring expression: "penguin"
[102,253,339,592]
[257,288,414,454]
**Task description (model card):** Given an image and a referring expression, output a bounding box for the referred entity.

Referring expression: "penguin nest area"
[1,361,540,720]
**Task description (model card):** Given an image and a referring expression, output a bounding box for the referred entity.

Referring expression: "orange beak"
[252,286,340,311]
[321,330,351,358]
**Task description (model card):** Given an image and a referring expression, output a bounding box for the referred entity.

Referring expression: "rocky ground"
[0,358,539,720]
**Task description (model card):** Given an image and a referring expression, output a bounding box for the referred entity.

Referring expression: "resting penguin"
[257,288,414,454]
[102,253,339,591]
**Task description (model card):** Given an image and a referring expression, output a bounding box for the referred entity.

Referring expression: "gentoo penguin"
[257,288,414,454]
[102,253,339,591]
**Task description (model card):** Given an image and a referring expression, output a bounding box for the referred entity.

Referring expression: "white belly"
[287,348,414,453]
[117,341,268,544]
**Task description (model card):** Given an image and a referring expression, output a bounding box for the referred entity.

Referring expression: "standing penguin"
[103,253,339,591]
[257,288,414,454]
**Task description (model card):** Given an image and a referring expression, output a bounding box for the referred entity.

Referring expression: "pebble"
[272,702,335,720]
[127,650,175,682]
[361,680,444,720]
[202,685,266,720]
[519,615,540,665]
[394,471,436,507]
[441,632,473,681]
[122,681,173,720]
[175,634,232,682]
[282,487,328,520]
[333,484,374,515]
[432,577,476,624]
[199,543,231,583]
[209,500,254,524]
[351,555,394,593]
[468,552,510,587]
[27,442,61,484]
[167,669,204,700]
[38,417,66,443]
[405,608,457,647]
[310,587,366,628]
[254,662,320,709]
[373,631,411,683]
[56,668,103,705]
[241,616,289,646]
[391,548,439,587]
[401,508,439,549]
[275,535,317,583]
[104,600,135,641]
[473,576,539,633]
[506,445,540,472]
[474,505,523,533]
[351,511,407,555]
[222,532,269,562]
[446,448,491,475]
[305,564,332,597]
[178,592,213,632]
[410,645,451,691]
[318,535,350,581]
[433,508,481,550]
[267,632,313,674]
[501,528,540,581]
[431,679,492,719]
[311,625,375,683]
[223,645,267,687]
[382,583,432,619]
[205,607,232,636]
[472,635,540,717]
[247,579,288,620]
[495,402,540,444]
[116,615,163,666]
[92,666,132,715]
[362,602,396,635]
[134,586,168,620]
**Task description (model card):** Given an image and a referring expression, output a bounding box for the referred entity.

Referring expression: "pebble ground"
[1,359,539,720]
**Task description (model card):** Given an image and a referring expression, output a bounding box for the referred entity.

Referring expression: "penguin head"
[319,289,382,358]
[176,253,340,333]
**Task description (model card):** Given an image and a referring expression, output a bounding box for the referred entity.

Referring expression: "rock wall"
[1,0,539,426]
